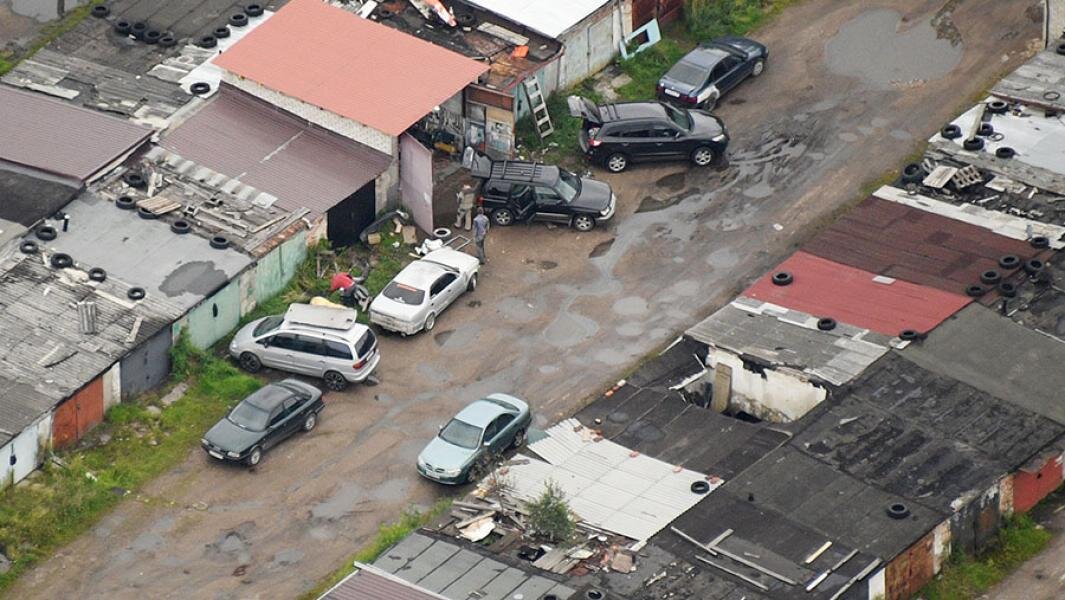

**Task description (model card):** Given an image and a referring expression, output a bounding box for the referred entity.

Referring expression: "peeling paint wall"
[1013,450,1065,513]
[176,278,243,350]
[252,230,308,305]
[1,415,47,489]
[556,1,633,89]
[932,519,952,574]
[708,348,827,422]
[102,362,120,412]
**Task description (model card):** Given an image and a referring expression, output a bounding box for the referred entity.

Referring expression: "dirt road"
[8,2,1044,598]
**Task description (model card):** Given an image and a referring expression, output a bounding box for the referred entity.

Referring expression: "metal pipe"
[669,526,718,556]
[828,558,882,600]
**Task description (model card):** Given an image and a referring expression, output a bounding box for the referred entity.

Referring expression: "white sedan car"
[369,248,479,335]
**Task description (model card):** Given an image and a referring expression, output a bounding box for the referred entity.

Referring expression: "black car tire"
[511,427,527,449]
[247,447,262,467]
[491,208,514,227]
[573,214,596,232]
[466,273,478,292]
[424,312,437,332]
[605,153,628,173]
[691,146,716,167]
[751,58,765,77]
[239,352,262,373]
[699,96,717,111]
[323,371,348,391]
[302,412,318,432]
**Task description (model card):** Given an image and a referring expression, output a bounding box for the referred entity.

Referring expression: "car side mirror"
[258,338,269,347]
[483,441,491,448]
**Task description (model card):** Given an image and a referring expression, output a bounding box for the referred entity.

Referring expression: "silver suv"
[229,304,380,391]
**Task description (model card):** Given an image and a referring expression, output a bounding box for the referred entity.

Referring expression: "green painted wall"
[180,278,243,349]
[254,230,307,304]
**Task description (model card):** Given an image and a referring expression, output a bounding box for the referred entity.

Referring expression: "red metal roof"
[214,0,488,137]
[0,86,150,182]
[803,196,1043,303]
[744,251,971,336]
[161,87,390,216]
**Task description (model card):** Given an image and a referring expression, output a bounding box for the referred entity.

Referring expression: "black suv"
[569,97,729,173]
[466,155,616,232]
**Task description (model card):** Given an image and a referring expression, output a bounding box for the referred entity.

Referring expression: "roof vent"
[78,301,98,335]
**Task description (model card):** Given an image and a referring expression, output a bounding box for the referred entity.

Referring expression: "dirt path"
[7,1,1044,598]
[986,492,1065,600]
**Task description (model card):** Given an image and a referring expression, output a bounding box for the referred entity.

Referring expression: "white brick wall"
[222,72,395,155]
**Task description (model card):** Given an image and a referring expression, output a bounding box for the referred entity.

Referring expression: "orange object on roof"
[512,45,529,58]
[214,0,487,137]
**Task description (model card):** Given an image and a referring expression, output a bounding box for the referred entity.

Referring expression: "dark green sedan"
[201,379,324,467]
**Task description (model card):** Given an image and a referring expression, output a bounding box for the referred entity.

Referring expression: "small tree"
[526,481,575,543]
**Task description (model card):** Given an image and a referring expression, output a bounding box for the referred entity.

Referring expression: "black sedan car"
[465,153,616,231]
[201,379,324,467]
[657,36,767,110]
[570,97,729,173]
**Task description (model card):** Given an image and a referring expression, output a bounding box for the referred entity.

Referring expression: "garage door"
[52,377,105,448]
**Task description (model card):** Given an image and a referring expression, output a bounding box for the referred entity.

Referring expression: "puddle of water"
[11,0,87,22]
[437,322,481,348]
[838,132,860,143]
[539,260,558,270]
[269,548,304,568]
[743,181,774,199]
[160,261,228,297]
[616,322,644,337]
[496,296,540,323]
[655,172,687,191]
[416,363,451,385]
[826,9,963,89]
[890,129,913,141]
[538,364,560,375]
[433,330,453,346]
[636,195,684,213]
[543,311,598,348]
[589,237,615,258]
[594,348,630,365]
[612,296,648,316]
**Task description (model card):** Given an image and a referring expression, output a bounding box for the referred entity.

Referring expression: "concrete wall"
[1013,449,1064,513]
[707,348,827,422]
[222,72,394,155]
[557,0,633,89]
[175,277,243,350]
[252,230,308,304]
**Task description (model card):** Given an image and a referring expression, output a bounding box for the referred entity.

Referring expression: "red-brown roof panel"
[214,0,488,136]
[744,251,971,336]
[803,196,1042,303]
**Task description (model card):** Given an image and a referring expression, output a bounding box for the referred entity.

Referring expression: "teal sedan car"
[417,394,531,485]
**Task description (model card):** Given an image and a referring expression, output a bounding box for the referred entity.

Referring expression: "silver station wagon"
[369,248,480,335]
[229,303,380,391]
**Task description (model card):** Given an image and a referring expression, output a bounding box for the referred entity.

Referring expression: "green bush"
[526,481,575,543]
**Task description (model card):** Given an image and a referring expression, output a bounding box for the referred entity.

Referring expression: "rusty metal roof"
[161,87,391,217]
[214,0,488,136]
[0,85,151,182]
[744,251,972,337]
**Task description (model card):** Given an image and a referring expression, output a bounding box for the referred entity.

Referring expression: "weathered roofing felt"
[686,298,892,387]
[162,87,390,217]
[0,167,80,228]
[214,0,488,136]
[745,250,971,336]
[373,532,576,600]
[803,194,1046,301]
[901,303,1065,425]
[0,86,151,182]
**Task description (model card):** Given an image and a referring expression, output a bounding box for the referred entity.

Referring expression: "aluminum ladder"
[523,76,554,138]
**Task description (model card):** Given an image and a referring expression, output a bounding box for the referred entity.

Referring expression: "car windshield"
[382,282,425,305]
[665,60,706,86]
[253,315,283,337]
[557,170,581,202]
[439,418,482,450]
[228,401,270,432]
[665,104,693,131]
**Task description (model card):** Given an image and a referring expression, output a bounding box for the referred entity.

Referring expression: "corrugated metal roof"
[902,304,1065,425]
[162,88,391,217]
[744,251,971,336]
[504,418,716,542]
[213,0,488,137]
[686,298,892,387]
[0,85,151,181]
[467,0,610,38]
[321,563,446,600]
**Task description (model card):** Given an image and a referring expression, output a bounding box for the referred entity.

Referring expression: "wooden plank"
[992,47,1065,112]
[136,197,182,215]
[927,140,1065,196]
[711,364,732,413]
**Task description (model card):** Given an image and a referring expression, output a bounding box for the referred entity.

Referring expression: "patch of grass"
[299,499,453,600]
[0,336,261,594]
[0,0,104,76]
[515,80,603,169]
[685,0,801,40]
[615,38,693,101]
[921,514,1052,600]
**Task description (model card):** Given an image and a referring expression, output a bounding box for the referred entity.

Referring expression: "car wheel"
[424,312,437,332]
[572,214,596,232]
[511,427,527,449]
[239,352,262,373]
[492,208,514,226]
[323,371,348,391]
[700,96,717,111]
[752,58,765,76]
[606,153,628,173]
[466,273,478,292]
[247,447,262,467]
[302,412,318,432]
[691,146,716,167]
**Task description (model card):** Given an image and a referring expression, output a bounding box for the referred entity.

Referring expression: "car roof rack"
[284,303,358,331]
[489,160,543,182]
